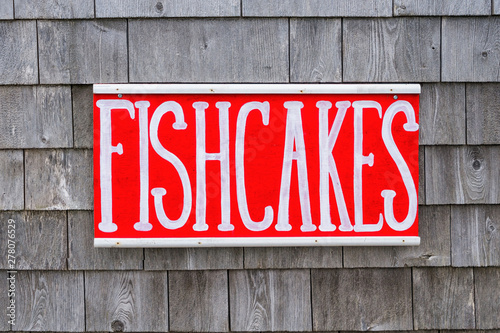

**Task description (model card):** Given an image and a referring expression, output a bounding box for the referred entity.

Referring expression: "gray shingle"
[0,86,73,149]
[25,149,93,210]
[38,20,128,84]
[96,0,239,17]
[290,18,342,82]
[129,18,288,83]
[0,150,23,210]
[242,0,392,17]
[72,85,94,148]
[0,0,13,19]
[395,0,491,16]
[413,267,475,329]
[475,268,500,329]
[14,0,94,18]
[426,146,500,204]
[451,205,500,267]
[343,18,440,82]
[466,83,500,144]
[16,271,85,331]
[442,17,500,82]
[0,21,38,84]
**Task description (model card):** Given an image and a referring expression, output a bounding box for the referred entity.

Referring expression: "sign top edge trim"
[93,84,421,95]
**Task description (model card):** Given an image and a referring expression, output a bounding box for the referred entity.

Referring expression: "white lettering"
[235,101,274,231]
[96,99,135,233]
[276,101,316,232]
[150,101,191,230]
[381,100,419,231]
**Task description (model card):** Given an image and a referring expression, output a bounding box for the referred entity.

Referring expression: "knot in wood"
[111,320,124,332]
[472,159,481,170]
[155,2,163,12]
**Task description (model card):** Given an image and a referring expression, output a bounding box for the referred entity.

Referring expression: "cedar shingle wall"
[1,0,499,332]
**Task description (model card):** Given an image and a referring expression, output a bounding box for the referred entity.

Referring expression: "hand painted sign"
[94,84,420,247]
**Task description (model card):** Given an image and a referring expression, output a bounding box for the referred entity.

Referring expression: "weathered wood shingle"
[25,149,93,210]
[244,247,342,269]
[419,146,425,204]
[68,211,144,270]
[451,205,500,267]
[38,20,128,84]
[290,18,341,83]
[419,83,466,145]
[242,0,392,17]
[0,150,23,210]
[96,0,240,17]
[0,271,8,330]
[72,85,94,148]
[467,83,500,144]
[343,205,451,267]
[425,146,500,204]
[413,267,475,329]
[0,0,13,19]
[0,86,73,149]
[442,17,500,82]
[495,0,500,15]
[16,271,85,331]
[230,269,311,331]
[0,20,38,84]
[169,270,229,332]
[475,268,500,329]
[145,248,242,270]
[312,268,413,331]
[394,0,491,16]
[0,211,67,270]
[129,19,288,83]
[86,271,169,331]
[14,0,94,18]
[343,18,440,82]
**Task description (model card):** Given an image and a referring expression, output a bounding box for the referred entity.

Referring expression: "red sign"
[94,84,420,247]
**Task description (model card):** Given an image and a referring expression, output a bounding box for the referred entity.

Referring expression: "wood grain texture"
[290,18,341,82]
[68,211,144,270]
[96,0,239,17]
[0,150,23,210]
[229,269,311,331]
[419,83,466,145]
[72,85,94,148]
[145,248,242,270]
[312,268,412,331]
[419,146,425,204]
[343,205,451,267]
[394,0,491,16]
[442,17,500,82]
[0,86,73,148]
[467,83,500,144]
[15,0,94,18]
[242,0,392,17]
[496,0,500,14]
[16,271,85,331]
[0,0,13,19]
[86,271,168,332]
[0,211,67,270]
[426,146,500,204]
[129,18,288,83]
[25,149,93,210]
[343,18,440,82]
[475,268,500,328]
[243,247,341,269]
[413,267,475,329]
[451,205,500,267]
[38,20,128,84]
[0,20,37,84]
[169,270,228,332]
[0,271,9,331]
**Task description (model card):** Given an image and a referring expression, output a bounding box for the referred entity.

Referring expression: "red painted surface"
[94,93,419,242]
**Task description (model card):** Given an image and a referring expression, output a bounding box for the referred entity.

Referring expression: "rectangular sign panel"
[94,84,420,247]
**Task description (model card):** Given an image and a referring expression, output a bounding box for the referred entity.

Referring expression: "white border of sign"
[95,236,420,247]
[93,83,421,247]
[94,83,421,95]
